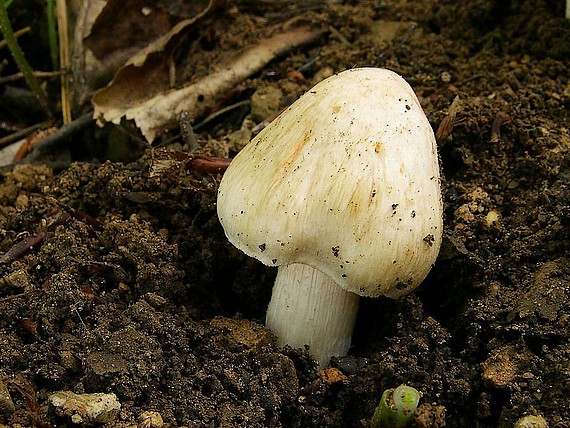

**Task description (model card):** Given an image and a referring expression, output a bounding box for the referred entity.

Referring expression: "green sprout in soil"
[371,384,421,428]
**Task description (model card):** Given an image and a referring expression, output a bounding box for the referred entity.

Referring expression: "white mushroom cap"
[217,67,442,299]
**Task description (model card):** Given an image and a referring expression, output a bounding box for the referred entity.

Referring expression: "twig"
[56,0,71,124]
[178,111,201,152]
[193,100,250,131]
[0,4,53,117]
[0,120,25,132]
[0,69,64,85]
[47,196,102,230]
[13,127,58,161]
[328,25,350,46]
[0,121,51,148]
[0,25,30,49]
[0,233,45,265]
[298,54,321,73]
[22,112,93,162]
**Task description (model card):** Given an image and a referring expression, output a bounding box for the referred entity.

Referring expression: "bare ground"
[0,0,569,427]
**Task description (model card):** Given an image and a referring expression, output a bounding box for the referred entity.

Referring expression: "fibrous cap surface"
[217,68,442,298]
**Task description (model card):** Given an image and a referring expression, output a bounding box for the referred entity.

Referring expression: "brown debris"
[490,111,513,143]
[149,147,230,178]
[0,232,45,265]
[436,95,461,144]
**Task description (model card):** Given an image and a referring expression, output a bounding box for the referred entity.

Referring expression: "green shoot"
[371,385,421,428]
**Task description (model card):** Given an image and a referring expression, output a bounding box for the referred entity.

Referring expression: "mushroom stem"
[265,263,360,368]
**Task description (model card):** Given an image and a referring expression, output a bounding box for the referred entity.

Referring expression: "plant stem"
[46,0,58,70]
[0,2,53,117]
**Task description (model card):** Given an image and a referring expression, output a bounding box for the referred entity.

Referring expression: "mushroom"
[217,68,443,368]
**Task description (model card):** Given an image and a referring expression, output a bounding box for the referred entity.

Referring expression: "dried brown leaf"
[93,0,219,103]
[71,0,213,107]
[93,27,324,142]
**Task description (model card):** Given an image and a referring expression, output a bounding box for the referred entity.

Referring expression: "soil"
[1,0,569,427]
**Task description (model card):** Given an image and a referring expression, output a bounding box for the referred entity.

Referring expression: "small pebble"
[49,391,121,424]
[139,410,164,428]
[514,414,548,428]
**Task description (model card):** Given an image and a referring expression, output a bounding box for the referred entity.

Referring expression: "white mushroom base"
[265,263,360,368]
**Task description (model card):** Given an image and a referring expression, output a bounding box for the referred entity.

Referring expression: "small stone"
[2,270,32,289]
[209,317,272,350]
[49,391,121,424]
[514,414,548,428]
[483,210,501,228]
[481,346,525,389]
[318,367,348,385]
[138,410,164,428]
[15,193,29,208]
[145,292,167,307]
[482,358,515,388]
